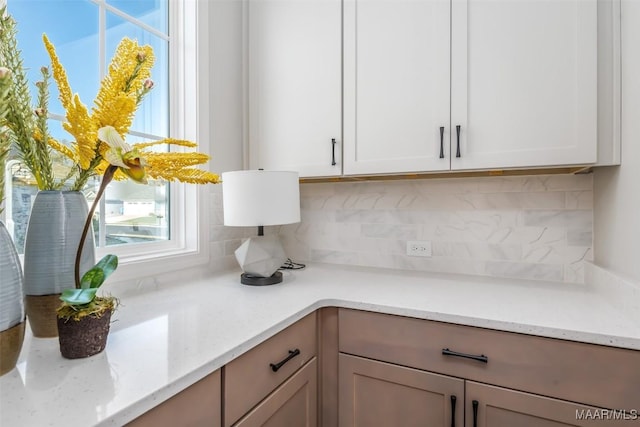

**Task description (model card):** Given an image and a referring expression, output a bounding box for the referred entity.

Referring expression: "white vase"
[23,191,95,337]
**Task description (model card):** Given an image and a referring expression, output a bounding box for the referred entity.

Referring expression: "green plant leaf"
[80,269,105,289]
[80,254,118,289]
[60,288,98,305]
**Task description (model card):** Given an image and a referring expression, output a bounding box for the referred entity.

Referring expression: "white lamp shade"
[222,170,301,226]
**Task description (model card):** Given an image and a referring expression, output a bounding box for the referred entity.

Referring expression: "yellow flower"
[43,34,97,170]
[98,126,147,184]
[92,38,154,135]
[43,34,219,190]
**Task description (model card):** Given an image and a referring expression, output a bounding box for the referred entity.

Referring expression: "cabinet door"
[451,0,597,170]
[248,0,341,177]
[339,353,464,427]
[466,381,628,427]
[225,313,317,426]
[234,358,317,427]
[127,370,221,427]
[343,0,451,175]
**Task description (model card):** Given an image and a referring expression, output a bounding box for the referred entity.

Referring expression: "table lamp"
[222,170,300,285]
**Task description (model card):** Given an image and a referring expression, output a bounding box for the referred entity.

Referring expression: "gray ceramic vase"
[0,220,26,375]
[0,220,24,331]
[23,191,96,337]
[24,190,96,295]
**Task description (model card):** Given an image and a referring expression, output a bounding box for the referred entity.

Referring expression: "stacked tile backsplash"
[210,174,593,283]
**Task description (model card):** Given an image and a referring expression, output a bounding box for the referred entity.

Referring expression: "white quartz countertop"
[2,263,639,427]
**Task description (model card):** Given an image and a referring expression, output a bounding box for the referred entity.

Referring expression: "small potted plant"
[38,33,221,357]
[56,254,118,359]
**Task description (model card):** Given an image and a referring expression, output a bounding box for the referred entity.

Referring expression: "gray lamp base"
[240,271,283,286]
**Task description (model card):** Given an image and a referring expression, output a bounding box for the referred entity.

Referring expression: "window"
[5,0,208,276]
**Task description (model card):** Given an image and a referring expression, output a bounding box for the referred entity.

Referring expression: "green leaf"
[60,288,98,305]
[80,254,118,289]
[80,269,105,289]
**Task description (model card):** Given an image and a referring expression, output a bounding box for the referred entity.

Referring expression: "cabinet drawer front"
[338,309,640,410]
[225,313,317,426]
[234,358,317,427]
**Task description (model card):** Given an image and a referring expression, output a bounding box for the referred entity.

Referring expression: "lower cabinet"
[338,308,640,427]
[224,312,318,426]
[126,370,221,427]
[339,354,463,427]
[235,358,318,427]
[128,308,640,427]
[466,381,613,427]
[339,353,616,427]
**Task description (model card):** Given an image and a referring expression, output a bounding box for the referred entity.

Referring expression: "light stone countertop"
[1,263,639,427]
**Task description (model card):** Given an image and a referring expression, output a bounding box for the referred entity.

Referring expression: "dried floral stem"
[74,165,117,289]
[0,69,11,213]
[0,8,57,190]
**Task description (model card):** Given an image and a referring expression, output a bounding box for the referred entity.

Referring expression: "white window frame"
[3,0,211,282]
[99,0,211,282]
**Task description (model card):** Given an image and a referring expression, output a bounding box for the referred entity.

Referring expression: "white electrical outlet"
[406,241,432,257]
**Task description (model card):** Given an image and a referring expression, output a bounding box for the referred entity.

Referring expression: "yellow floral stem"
[74,165,117,289]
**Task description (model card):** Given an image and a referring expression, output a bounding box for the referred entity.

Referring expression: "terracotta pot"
[0,322,25,376]
[57,310,112,359]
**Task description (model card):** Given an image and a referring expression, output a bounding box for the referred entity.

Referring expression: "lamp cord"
[280,258,306,270]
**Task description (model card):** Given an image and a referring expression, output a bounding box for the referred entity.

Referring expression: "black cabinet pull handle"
[455,125,461,158]
[442,348,488,363]
[472,400,479,427]
[450,395,457,427]
[439,126,445,159]
[270,348,300,372]
[331,138,337,166]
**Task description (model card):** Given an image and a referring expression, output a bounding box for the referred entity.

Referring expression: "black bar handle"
[455,125,461,158]
[472,400,479,427]
[439,126,445,159]
[331,138,337,166]
[442,348,488,363]
[270,348,300,372]
[450,395,457,427]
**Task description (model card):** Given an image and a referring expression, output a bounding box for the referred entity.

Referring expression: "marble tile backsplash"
[209,174,593,284]
[281,174,593,283]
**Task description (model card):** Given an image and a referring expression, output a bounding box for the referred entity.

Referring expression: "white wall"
[594,0,640,282]
[208,0,245,175]
[206,0,250,272]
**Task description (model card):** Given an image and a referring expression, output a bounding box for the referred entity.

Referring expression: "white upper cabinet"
[247,0,611,177]
[451,0,598,170]
[343,0,451,175]
[248,0,342,177]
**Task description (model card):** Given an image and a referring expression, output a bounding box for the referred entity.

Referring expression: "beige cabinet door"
[339,353,464,427]
[466,381,632,427]
[127,370,221,427]
[234,358,317,427]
